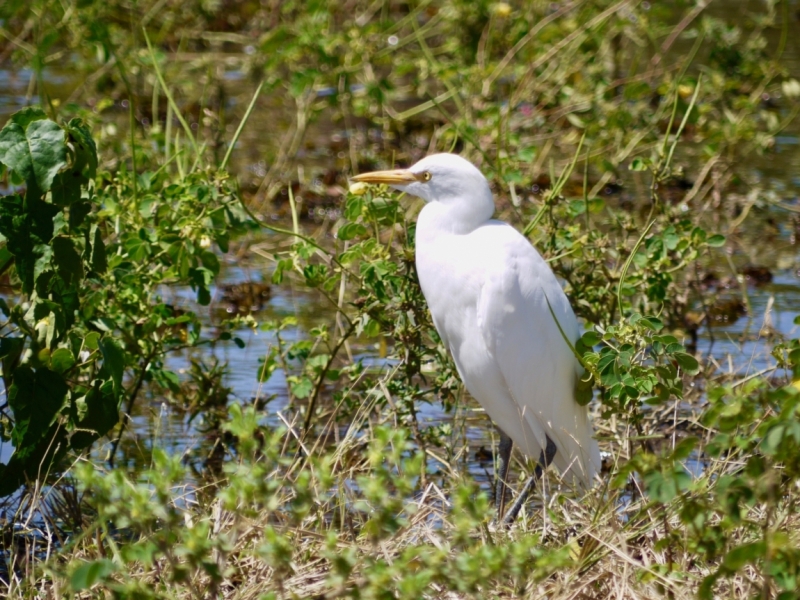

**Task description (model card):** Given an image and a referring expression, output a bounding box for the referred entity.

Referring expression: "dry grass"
[3,370,796,600]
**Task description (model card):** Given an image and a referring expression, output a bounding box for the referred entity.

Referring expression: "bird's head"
[351,153,494,227]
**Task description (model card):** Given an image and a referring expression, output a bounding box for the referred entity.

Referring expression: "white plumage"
[353,153,600,489]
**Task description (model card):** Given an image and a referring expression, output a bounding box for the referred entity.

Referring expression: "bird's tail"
[550,408,601,489]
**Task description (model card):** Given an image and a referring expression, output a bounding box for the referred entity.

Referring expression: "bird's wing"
[476,224,600,486]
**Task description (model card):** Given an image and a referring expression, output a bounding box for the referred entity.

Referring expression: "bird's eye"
[418,171,432,182]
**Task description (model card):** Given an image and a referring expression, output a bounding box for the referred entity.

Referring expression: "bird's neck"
[416,195,495,239]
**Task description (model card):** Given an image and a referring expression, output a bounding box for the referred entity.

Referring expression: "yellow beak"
[351,169,418,185]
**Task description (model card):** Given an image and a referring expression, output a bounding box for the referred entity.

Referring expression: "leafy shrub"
[0,108,248,495]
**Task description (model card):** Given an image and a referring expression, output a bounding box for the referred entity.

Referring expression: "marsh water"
[2,1,800,485]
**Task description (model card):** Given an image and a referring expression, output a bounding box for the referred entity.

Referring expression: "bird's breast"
[415,233,486,355]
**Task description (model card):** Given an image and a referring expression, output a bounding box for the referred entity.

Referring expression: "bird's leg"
[494,431,514,518]
[502,435,557,526]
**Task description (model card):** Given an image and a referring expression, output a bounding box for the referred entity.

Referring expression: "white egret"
[353,153,601,523]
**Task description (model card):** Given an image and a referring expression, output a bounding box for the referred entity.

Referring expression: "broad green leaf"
[65,118,98,179]
[52,237,84,286]
[69,201,91,229]
[51,170,84,206]
[197,286,211,306]
[580,331,601,347]
[84,331,101,350]
[50,347,76,374]
[698,574,719,600]
[200,249,220,275]
[722,542,765,571]
[99,337,125,395]
[671,436,697,461]
[674,352,700,375]
[3,106,48,130]
[71,383,121,449]
[0,195,59,294]
[665,342,685,354]
[763,424,785,454]
[0,111,67,192]
[70,559,116,591]
[0,337,24,387]
[291,376,314,399]
[575,374,594,406]
[7,366,68,455]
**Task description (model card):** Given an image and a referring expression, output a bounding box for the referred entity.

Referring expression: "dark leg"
[494,431,514,518]
[502,436,557,525]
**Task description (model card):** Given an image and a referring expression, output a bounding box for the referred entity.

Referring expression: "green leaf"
[762,424,787,455]
[587,197,605,213]
[638,316,664,332]
[575,374,594,406]
[51,170,84,206]
[69,201,91,229]
[291,376,314,399]
[70,559,116,591]
[71,383,121,450]
[671,436,697,460]
[580,331,601,347]
[99,337,125,395]
[2,106,48,130]
[337,222,367,241]
[197,286,211,306]
[698,574,719,600]
[706,234,725,247]
[90,225,107,273]
[7,366,68,456]
[344,196,363,221]
[722,542,765,571]
[0,424,68,496]
[0,109,67,193]
[674,352,700,375]
[665,342,685,354]
[0,194,60,294]
[84,331,101,350]
[0,337,24,385]
[0,245,12,274]
[258,353,278,382]
[200,250,220,275]
[644,467,690,503]
[154,368,181,391]
[52,237,84,286]
[65,118,98,179]
[629,157,648,171]
[124,235,150,262]
[50,347,76,374]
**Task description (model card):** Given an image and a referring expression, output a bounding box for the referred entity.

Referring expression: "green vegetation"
[1,0,800,598]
